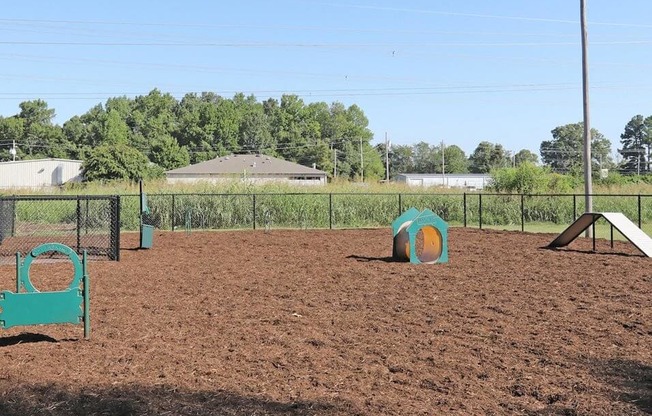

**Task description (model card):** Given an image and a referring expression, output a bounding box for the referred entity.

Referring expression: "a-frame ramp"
[548,212,652,257]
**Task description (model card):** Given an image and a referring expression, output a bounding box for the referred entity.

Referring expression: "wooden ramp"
[548,212,652,257]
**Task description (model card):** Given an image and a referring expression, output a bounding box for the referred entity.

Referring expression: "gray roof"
[166,154,327,177]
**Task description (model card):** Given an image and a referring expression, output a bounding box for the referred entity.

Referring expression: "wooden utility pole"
[581,0,593,236]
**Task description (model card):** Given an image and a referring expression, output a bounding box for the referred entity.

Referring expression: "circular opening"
[415,225,442,264]
[25,260,77,292]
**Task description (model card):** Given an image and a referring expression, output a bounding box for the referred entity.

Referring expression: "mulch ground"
[0,227,650,415]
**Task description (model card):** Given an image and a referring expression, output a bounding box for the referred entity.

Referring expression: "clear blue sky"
[1,1,651,158]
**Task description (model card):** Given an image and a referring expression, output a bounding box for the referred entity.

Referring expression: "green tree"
[129,89,178,154]
[238,99,275,155]
[618,115,652,175]
[468,141,510,173]
[412,141,437,173]
[0,117,24,161]
[150,135,190,170]
[441,145,468,173]
[540,122,611,174]
[83,144,155,182]
[15,100,70,159]
[389,144,414,176]
[514,149,538,166]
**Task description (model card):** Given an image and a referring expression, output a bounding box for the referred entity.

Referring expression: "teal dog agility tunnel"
[392,208,449,264]
[0,243,90,339]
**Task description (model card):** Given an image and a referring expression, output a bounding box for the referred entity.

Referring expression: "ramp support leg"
[592,217,596,251]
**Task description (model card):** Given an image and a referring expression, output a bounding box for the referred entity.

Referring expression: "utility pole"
[10,140,16,161]
[385,132,390,182]
[580,0,593,236]
[333,148,337,178]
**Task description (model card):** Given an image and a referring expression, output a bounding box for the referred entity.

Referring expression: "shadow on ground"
[0,383,356,416]
[590,358,652,414]
[0,333,60,347]
[539,247,643,257]
[346,254,400,263]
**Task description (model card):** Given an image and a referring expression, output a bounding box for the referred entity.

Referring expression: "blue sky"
[1,1,651,159]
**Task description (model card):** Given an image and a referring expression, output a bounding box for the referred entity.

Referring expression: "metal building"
[0,159,84,190]
[394,173,492,190]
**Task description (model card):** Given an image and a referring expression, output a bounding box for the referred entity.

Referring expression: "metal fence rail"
[115,192,652,237]
[0,195,120,264]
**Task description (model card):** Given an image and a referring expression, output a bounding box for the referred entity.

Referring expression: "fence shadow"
[540,246,645,258]
[0,383,352,416]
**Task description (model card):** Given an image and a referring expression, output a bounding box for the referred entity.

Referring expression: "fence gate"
[0,195,120,264]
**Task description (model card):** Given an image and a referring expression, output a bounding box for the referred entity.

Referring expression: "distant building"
[394,173,492,190]
[165,154,328,186]
[0,158,83,189]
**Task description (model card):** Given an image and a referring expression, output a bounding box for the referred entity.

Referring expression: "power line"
[2,39,652,48]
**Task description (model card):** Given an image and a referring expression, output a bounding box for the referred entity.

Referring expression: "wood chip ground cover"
[0,228,649,415]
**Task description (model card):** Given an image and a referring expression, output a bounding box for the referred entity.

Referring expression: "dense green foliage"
[3,92,652,185]
[0,91,381,181]
[490,163,575,194]
[618,114,652,175]
[539,122,613,174]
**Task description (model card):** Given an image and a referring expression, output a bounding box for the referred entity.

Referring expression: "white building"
[0,158,83,189]
[166,154,328,186]
[394,173,492,190]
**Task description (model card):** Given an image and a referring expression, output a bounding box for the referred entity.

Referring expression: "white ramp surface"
[600,212,652,257]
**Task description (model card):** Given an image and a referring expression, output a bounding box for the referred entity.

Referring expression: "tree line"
[0,88,649,181]
[0,89,384,181]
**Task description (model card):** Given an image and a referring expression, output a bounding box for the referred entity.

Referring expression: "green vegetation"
[6,179,652,234]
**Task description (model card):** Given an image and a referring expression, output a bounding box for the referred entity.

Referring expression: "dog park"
[0,200,650,415]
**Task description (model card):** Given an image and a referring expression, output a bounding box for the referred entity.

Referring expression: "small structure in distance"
[165,154,327,186]
[0,158,83,189]
[394,173,492,190]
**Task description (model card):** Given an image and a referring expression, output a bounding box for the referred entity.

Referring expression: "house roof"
[165,154,327,177]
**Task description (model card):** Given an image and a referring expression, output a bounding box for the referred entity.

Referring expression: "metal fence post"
[573,195,577,221]
[463,193,467,228]
[479,193,483,229]
[252,194,257,230]
[521,194,525,232]
[329,193,333,230]
[171,194,176,231]
[638,194,642,228]
[113,196,121,261]
[76,196,81,253]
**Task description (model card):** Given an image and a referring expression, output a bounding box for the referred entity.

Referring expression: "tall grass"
[7,179,652,232]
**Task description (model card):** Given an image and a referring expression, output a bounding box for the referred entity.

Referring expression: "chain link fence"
[0,195,120,264]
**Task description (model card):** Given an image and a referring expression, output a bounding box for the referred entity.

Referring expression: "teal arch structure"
[392,208,449,264]
[0,243,90,339]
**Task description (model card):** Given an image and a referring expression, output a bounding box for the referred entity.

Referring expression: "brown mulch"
[0,228,650,415]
